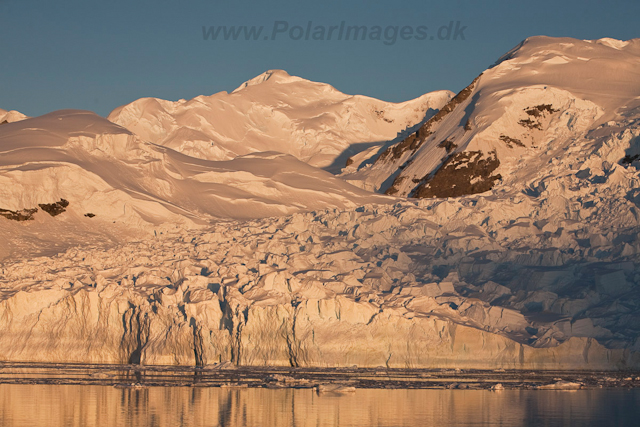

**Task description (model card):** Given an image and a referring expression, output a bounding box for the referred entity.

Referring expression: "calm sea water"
[0,384,638,426]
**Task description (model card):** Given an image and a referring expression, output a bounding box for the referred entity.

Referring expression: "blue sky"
[1,0,638,117]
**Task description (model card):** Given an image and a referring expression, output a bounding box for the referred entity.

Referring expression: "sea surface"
[1,384,639,426]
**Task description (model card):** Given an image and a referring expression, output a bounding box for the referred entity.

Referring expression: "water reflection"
[1,384,638,426]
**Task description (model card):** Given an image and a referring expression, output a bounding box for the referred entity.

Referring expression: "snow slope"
[0,108,27,124]
[343,36,640,196]
[0,110,389,260]
[108,70,453,172]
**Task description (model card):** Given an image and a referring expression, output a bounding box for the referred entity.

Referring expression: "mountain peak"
[232,69,306,93]
[493,35,640,68]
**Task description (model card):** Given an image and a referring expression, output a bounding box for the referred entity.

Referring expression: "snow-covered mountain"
[108,69,452,173]
[0,109,388,260]
[1,37,640,371]
[343,36,640,197]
